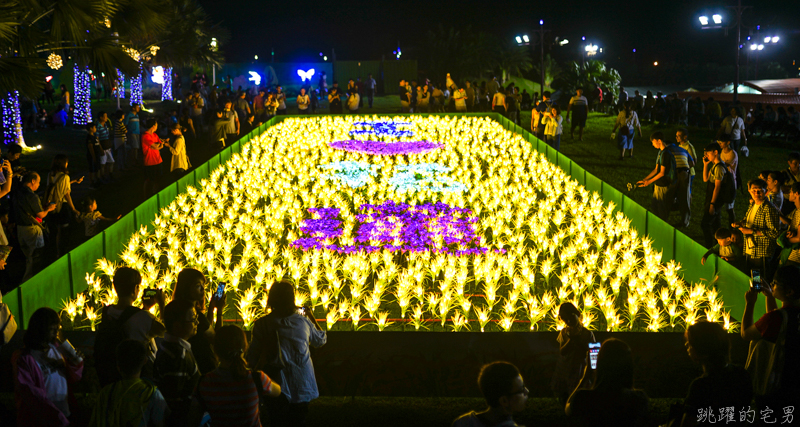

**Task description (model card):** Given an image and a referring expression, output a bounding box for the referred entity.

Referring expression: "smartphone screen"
[215,283,226,299]
[143,288,158,299]
[751,270,762,291]
[589,342,601,370]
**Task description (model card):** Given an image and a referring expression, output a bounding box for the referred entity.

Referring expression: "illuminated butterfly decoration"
[297,68,315,82]
[150,66,165,85]
[248,71,261,86]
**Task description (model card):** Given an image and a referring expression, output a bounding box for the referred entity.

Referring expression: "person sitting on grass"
[566,338,649,427]
[154,300,200,427]
[700,227,743,268]
[672,321,752,427]
[88,340,169,427]
[551,302,595,406]
[452,361,529,427]
[78,197,120,238]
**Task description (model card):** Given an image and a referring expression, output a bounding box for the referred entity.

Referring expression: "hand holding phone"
[589,342,601,370]
[750,269,762,291]
[215,282,226,299]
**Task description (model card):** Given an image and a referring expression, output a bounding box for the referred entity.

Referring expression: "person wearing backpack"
[95,267,165,387]
[701,142,735,247]
[741,264,800,411]
[733,179,781,284]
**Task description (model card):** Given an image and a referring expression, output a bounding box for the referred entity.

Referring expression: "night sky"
[201,0,800,73]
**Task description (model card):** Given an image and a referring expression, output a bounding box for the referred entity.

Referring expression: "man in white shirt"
[718,107,747,152]
[296,88,310,114]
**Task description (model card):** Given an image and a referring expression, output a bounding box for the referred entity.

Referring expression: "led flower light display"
[61,115,736,333]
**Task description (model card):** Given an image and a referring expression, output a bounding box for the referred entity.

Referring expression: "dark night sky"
[200,0,800,74]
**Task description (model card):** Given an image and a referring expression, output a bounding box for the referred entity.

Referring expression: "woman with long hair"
[171,268,225,374]
[12,307,84,427]
[189,325,280,427]
[247,281,326,427]
[612,101,642,160]
[565,338,649,427]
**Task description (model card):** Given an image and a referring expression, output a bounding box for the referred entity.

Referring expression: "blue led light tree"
[130,60,143,107]
[1,91,24,146]
[161,67,173,101]
[73,63,93,126]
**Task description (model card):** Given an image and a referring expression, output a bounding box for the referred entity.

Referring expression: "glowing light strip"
[116,69,126,99]
[351,121,414,138]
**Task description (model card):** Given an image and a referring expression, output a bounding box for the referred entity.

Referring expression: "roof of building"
[677,91,800,106]
[744,79,800,94]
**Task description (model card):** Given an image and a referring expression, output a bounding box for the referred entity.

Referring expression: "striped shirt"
[665,143,693,170]
[569,95,588,107]
[96,121,111,141]
[194,368,271,427]
[113,120,127,139]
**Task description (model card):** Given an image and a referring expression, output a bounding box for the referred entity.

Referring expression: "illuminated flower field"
[62,116,736,332]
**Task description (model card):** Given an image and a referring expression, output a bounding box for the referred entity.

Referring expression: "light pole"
[698,0,751,102]
[516,20,551,102]
[210,37,218,85]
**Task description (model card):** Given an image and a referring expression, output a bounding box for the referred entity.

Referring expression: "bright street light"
[522,35,530,43]
[750,44,758,50]
[712,14,722,24]
[772,36,780,43]
[559,39,569,46]
[515,36,522,44]
[585,44,598,55]
[764,37,771,43]
[758,44,764,51]
[699,16,709,25]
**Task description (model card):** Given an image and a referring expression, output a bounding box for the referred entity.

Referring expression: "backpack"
[714,162,737,206]
[94,305,141,387]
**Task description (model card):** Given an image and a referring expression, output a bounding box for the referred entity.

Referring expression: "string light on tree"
[73,63,93,125]
[47,52,63,70]
[1,91,24,146]
[149,45,160,57]
[116,69,126,99]
[130,60,143,107]
[162,67,173,101]
[124,47,140,61]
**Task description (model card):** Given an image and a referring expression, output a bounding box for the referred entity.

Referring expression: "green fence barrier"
[69,234,104,295]
[622,196,648,240]
[646,211,675,263]
[4,113,751,328]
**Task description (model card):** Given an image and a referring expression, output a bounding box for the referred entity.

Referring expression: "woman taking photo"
[12,307,84,427]
[247,281,326,427]
[565,338,649,427]
[171,268,225,374]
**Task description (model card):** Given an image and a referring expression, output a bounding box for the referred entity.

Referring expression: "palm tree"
[531,54,561,89]
[498,43,532,82]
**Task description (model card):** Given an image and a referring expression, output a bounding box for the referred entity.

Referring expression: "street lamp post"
[210,37,218,85]
[516,20,550,102]
[698,0,751,102]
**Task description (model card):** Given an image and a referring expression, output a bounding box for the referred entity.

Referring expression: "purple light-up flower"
[329,140,443,156]
[291,200,495,255]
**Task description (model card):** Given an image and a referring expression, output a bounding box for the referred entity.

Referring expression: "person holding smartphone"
[171,268,226,375]
[740,264,800,410]
[247,281,326,427]
[734,179,781,284]
[551,302,596,406]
